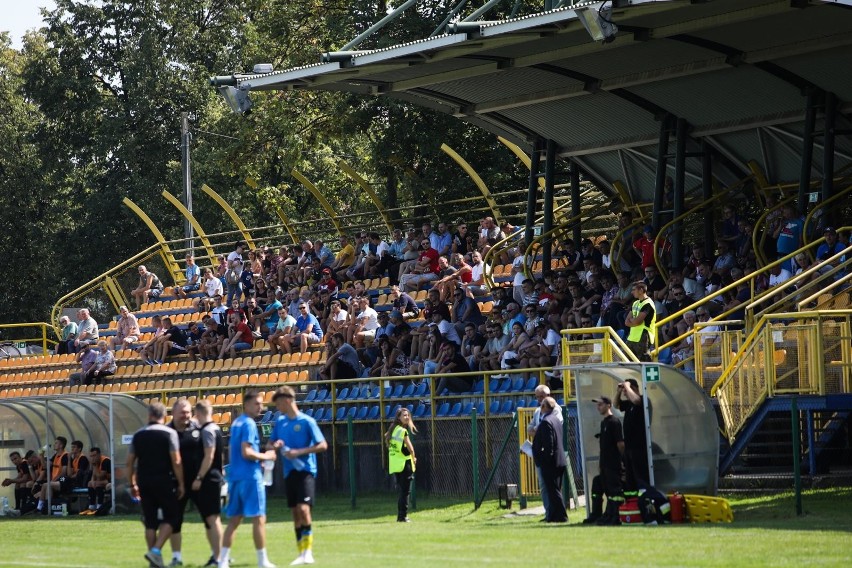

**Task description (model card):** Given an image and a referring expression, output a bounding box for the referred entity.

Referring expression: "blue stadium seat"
[475,401,485,414]
[303,408,314,418]
[488,378,499,393]
[347,407,357,419]
[413,404,427,418]
[414,382,428,397]
[335,407,347,421]
[523,377,538,392]
[448,402,462,417]
[500,400,514,414]
[496,378,512,393]
[406,403,414,413]
[516,398,528,409]
[259,410,272,424]
[305,389,318,403]
[368,405,380,420]
[391,403,401,417]
[271,411,281,422]
[316,389,328,402]
[313,408,325,421]
[510,377,525,392]
[391,384,404,398]
[384,404,391,418]
[402,384,415,397]
[472,379,485,394]
[348,386,360,400]
[384,385,392,398]
[489,400,500,413]
[556,398,565,407]
[436,402,450,417]
[461,402,473,415]
[337,387,350,400]
[356,406,368,420]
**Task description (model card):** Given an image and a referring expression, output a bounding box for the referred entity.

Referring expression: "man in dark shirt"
[169,399,225,568]
[156,317,188,363]
[618,379,650,492]
[2,451,32,511]
[593,395,624,525]
[82,446,111,515]
[127,402,184,568]
[532,397,568,523]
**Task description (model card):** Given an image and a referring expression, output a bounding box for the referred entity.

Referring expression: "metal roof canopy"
[213,0,852,203]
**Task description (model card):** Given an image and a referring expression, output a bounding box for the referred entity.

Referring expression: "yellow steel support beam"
[161,191,218,264]
[338,160,394,234]
[440,143,503,222]
[291,169,344,236]
[275,209,300,244]
[121,198,182,282]
[497,136,545,189]
[612,180,634,210]
[244,177,299,243]
[202,183,256,250]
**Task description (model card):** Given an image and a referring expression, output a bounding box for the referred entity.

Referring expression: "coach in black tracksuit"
[532,396,568,523]
[169,399,225,568]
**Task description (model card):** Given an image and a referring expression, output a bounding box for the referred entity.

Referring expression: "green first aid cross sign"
[644,365,661,383]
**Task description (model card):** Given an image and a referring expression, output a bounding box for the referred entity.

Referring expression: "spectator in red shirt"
[399,239,440,292]
[315,268,338,298]
[219,312,254,359]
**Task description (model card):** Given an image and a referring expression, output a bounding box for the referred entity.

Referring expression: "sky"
[0,0,56,48]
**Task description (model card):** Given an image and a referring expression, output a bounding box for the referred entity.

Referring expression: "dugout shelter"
[573,363,720,496]
[0,394,148,512]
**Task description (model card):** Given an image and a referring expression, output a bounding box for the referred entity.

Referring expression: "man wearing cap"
[532,396,567,523]
[315,268,338,298]
[815,227,846,275]
[624,281,655,362]
[591,395,624,525]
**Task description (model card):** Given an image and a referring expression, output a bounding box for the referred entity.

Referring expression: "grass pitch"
[1,489,850,567]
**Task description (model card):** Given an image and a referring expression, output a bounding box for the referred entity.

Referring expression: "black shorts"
[58,477,75,494]
[138,481,180,530]
[285,470,315,509]
[173,480,222,533]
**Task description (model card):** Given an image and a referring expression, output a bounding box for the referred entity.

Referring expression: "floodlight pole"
[181,113,195,254]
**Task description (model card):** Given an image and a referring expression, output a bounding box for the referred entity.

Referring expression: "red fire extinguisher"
[669,492,685,524]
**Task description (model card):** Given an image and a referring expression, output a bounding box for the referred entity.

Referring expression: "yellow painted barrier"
[202,183,257,250]
[161,191,217,263]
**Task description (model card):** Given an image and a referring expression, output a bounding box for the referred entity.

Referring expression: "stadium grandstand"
[2,0,852,506]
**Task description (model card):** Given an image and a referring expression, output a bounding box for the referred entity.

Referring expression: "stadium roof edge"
[211,0,852,203]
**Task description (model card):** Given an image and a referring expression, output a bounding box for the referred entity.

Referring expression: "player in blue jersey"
[269,386,328,566]
[220,391,278,568]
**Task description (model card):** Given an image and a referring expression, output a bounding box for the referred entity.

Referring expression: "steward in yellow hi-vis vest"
[625,281,656,362]
[385,407,417,522]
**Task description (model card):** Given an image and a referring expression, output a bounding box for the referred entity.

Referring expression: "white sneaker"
[219,563,230,568]
[289,555,306,566]
[259,561,277,568]
[302,550,314,565]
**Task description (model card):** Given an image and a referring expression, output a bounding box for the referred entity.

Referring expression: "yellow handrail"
[650,228,850,357]
[752,193,797,268]
[796,270,852,310]
[802,182,852,246]
[522,200,617,278]
[0,323,55,354]
[610,216,649,273]
[746,243,852,317]
[652,175,752,281]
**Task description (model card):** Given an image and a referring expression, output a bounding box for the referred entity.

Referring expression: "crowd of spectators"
[2,437,111,516]
[67,199,846,389]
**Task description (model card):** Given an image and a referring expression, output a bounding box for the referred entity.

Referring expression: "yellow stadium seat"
[209,376,221,387]
[267,372,279,384]
[224,393,237,404]
[257,373,268,384]
[287,371,298,382]
[297,370,309,382]
[379,277,390,288]
[220,411,232,425]
[308,351,321,364]
[260,355,271,367]
[211,412,221,423]
[163,379,175,391]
